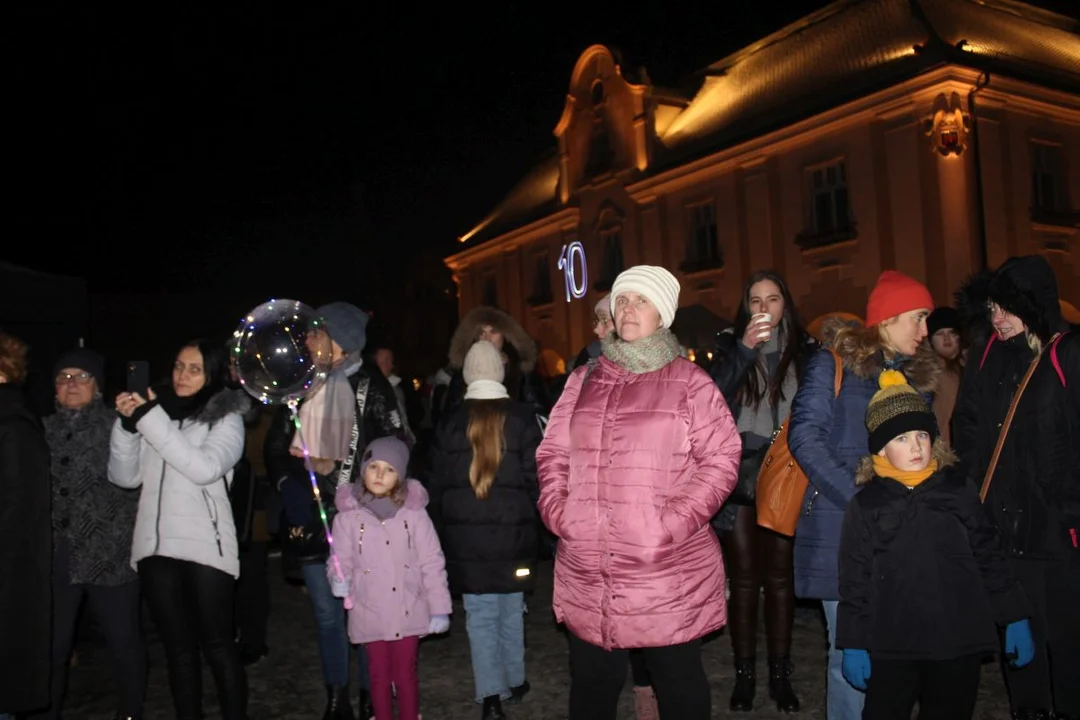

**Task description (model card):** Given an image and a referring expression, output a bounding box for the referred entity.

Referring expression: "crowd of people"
[1,254,1077,720]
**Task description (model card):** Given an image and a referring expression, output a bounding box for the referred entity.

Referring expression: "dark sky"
[9,1,1079,293]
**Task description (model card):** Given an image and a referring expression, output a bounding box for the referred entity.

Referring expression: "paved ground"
[66,556,1013,719]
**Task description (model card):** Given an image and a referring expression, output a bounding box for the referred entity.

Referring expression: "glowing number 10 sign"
[558,241,588,302]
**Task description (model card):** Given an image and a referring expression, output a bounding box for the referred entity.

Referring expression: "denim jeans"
[300,562,369,690]
[463,593,526,702]
[822,600,865,719]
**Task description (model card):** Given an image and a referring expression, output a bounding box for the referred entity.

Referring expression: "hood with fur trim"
[192,388,253,425]
[826,321,941,394]
[448,306,537,373]
[955,255,1064,346]
[855,437,957,486]
[334,478,429,512]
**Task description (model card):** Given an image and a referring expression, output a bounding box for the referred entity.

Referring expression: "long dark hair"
[731,270,809,410]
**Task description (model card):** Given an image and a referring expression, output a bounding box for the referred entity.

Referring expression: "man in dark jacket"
[0,330,52,718]
[954,255,1080,719]
[264,301,405,720]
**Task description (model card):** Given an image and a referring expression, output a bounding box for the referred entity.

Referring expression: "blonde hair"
[0,331,30,384]
[466,399,507,500]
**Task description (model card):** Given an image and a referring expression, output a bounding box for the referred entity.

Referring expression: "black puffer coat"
[428,399,542,595]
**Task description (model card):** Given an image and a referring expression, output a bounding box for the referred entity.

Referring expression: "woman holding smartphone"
[110,339,250,720]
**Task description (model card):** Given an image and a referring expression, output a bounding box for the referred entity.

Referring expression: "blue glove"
[841,649,871,691]
[1005,619,1035,668]
[427,614,450,635]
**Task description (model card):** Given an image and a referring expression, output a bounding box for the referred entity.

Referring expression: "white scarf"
[465,379,508,401]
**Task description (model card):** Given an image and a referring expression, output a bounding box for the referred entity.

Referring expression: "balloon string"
[288,402,344,583]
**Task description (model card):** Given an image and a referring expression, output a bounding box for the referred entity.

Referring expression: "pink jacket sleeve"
[329,511,356,608]
[414,510,452,616]
[661,367,742,543]
[536,364,587,537]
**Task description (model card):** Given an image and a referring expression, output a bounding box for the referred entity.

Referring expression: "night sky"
[7,1,1079,377]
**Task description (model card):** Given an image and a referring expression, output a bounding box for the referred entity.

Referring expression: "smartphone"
[126,361,151,398]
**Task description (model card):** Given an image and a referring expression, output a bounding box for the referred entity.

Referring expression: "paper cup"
[752,313,773,342]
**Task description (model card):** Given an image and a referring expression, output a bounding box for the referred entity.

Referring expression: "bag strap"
[979,334,1058,502]
[979,333,998,371]
[1050,332,1068,387]
[337,377,370,486]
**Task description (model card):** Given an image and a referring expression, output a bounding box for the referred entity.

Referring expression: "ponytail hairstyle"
[466,399,507,499]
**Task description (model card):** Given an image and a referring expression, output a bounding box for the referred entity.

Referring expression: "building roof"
[453,0,1080,251]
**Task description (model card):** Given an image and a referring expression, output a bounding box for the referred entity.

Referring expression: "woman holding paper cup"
[709,270,816,712]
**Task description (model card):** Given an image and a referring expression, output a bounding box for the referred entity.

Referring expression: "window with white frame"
[808,160,851,237]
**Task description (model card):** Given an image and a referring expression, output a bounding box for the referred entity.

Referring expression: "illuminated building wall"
[446,0,1080,365]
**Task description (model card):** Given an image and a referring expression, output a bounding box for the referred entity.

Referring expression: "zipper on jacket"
[805,488,819,516]
[152,462,167,556]
[404,519,411,548]
[358,522,365,554]
[201,489,223,557]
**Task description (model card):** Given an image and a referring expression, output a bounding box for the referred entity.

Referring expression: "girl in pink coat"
[329,436,451,720]
[538,265,742,720]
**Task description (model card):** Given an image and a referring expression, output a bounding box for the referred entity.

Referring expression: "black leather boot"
[729,657,756,711]
[768,656,799,712]
[357,688,373,720]
[322,685,355,720]
[481,695,507,719]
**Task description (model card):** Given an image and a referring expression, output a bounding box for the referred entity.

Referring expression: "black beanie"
[927,307,960,339]
[53,348,105,390]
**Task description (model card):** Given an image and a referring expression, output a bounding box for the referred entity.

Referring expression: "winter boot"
[481,695,507,719]
[321,684,355,720]
[729,657,756,711]
[632,685,659,720]
[507,680,530,705]
[767,656,799,712]
[357,688,373,720]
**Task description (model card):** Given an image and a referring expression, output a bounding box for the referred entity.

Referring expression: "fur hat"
[957,255,1063,346]
[610,265,681,328]
[865,370,937,454]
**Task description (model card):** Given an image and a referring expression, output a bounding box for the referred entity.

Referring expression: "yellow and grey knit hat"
[865,370,938,453]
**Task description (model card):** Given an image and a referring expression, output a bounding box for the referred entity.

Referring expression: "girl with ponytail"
[429,340,543,719]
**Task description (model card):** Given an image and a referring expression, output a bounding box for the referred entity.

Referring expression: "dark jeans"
[139,556,247,720]
[629,650,651,687]
[300,561,370,690]
[863,654,981,719]
[567,632,710,720]
[234,542,270,654]
[30,541,146,720]
[719,504,796,659]
[1004,555,1080,716]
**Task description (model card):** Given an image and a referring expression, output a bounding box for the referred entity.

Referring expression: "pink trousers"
[365,635,420,720]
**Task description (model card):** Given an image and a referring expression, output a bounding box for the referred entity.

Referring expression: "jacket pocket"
[201,489,224,557]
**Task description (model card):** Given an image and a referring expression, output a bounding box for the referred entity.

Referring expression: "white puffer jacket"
[108,389,249,578]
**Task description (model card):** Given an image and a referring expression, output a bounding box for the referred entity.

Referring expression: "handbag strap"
[337,376,370,487]
[978,334,1057,502]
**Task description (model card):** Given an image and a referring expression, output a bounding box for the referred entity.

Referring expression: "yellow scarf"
[872,455,938,488]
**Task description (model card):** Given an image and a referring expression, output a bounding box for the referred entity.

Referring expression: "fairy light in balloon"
[558,241,588,302]
[289,398,345,584]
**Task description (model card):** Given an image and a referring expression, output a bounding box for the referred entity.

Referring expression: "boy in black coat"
[837,370,1033,719]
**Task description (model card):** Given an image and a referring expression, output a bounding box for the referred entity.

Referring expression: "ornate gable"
[554,45,652,203]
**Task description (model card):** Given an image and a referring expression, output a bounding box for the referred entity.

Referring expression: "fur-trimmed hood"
[192,388,253,425]
[955,255,1064,345]
[855,437,957,486]
[448,306,537,373]
[825,321,941,394]
[335,478,429,512]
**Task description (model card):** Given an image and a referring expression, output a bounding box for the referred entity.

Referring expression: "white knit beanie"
[610,265,681,328]
[463,341,509,401]
[593,295,611,321]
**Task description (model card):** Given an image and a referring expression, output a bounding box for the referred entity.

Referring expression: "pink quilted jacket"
[537,355,740,650]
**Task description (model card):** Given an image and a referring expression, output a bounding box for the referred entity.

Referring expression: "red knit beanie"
[865,271,934,327]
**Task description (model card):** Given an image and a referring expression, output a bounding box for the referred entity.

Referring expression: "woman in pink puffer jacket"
[538,265,741,720]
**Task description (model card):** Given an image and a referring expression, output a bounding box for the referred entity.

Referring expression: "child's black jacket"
[837,442,1028,660]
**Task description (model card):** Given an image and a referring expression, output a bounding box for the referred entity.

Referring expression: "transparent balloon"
[231,299,333,405]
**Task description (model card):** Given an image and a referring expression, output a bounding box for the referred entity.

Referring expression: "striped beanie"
[865,370,937,453]
[610,265,681,328]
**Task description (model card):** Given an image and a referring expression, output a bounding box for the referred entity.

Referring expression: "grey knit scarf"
[602,328,682,374]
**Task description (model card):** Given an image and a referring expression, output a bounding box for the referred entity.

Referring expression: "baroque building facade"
[445,0,1080,367]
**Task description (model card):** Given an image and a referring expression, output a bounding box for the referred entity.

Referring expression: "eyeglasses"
[55,372,94,385]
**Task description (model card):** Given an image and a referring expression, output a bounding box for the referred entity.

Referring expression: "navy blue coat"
[787,334,940,600]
